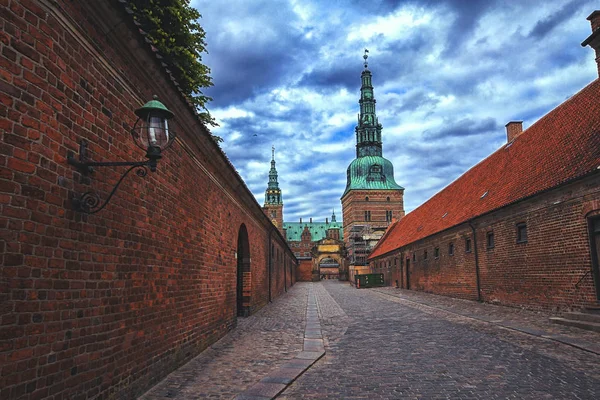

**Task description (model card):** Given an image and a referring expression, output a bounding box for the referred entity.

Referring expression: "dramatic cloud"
[193,0,598,222]
[528,0,582,39]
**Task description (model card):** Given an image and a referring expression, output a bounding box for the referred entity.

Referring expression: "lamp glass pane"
[147,116,169,147]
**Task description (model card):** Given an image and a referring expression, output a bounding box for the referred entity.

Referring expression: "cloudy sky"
[191,0,598,223]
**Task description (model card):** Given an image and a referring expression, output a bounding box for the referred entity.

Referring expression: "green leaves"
[128,0,218,131]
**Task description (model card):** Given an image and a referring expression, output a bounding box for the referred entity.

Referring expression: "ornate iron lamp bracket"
[67,140,155,214]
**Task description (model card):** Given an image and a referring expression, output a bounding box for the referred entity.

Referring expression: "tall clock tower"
[263,146,284,233]
[341,50,405,265]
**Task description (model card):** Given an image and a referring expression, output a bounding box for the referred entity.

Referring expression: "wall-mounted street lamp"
[67,96,175,214]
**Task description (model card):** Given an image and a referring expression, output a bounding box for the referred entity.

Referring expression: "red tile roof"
[369,78,600,260]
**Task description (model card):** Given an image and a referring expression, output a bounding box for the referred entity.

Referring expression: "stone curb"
[372,288,600,356]
[234,285,325,400]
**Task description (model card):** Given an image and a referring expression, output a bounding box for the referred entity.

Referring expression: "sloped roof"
[369,78,600,260]
[342,155,404,198]
[284,222,343,242]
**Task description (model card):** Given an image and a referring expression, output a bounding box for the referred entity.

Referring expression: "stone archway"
[318,256,342,280]
[311,238,347,281]
[237,224,251,317]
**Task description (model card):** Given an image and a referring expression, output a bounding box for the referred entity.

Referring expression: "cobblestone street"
[281,281,600,399]
[142,281,600,399]
[140,284,309,399]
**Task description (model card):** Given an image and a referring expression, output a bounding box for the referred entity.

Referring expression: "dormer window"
[366,164,384,182]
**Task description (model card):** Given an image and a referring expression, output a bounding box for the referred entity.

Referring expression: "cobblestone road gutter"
[235,285,325,400]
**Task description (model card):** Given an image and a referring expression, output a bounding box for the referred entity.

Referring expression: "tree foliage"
[127,0,221,140]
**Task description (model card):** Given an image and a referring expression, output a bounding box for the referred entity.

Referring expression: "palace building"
[341,51,405,280]
[284,212,345,281]
[262,151,345,281]
[262,52,407,283]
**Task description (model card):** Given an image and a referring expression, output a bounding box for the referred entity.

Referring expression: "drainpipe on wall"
[400,251,404,289]
[284,255,287,292]
[268,229,272,303]
[469,220,482,302]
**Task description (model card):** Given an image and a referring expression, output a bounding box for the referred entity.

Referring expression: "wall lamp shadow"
[67,96,175,214]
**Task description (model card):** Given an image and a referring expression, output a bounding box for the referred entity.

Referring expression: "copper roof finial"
[363,48,369,69]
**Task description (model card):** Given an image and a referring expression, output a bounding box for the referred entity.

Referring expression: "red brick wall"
[370,257,397,288]
[296,259,313,281]
[0,1,296,399]
[475,174,599,310]
[370,174,600,310]
[341,189,404,246]
[375,224,479,300]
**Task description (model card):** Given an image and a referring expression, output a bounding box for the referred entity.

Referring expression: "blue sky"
[191,0,598,223]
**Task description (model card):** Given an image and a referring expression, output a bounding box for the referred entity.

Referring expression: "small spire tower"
[356,49,383,157]
[263,146,284,231]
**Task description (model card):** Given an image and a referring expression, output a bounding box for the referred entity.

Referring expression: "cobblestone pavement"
[140,283,309,399]
[279,281,600,399]
[373,286,600,354]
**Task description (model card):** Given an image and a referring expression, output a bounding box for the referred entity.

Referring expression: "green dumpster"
[355,273,385,288]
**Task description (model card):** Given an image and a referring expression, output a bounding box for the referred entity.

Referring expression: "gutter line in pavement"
[235,284,325,400]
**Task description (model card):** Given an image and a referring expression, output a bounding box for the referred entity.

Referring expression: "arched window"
[365,196,369,202]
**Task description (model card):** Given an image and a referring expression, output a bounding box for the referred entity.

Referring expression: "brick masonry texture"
[0,1,296,399]
[296,259,313,282]
[371,175,600,310]
[341,189,404,246]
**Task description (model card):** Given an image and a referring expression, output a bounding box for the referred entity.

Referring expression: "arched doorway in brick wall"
[315,253,346,280]
[318,256,341,279]
[237,224,251,317]
[589,216,600,301]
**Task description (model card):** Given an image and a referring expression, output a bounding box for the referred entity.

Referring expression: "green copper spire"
[356,49,382,157]
[331,209,337,223]
[342,51,403,198]
[265,146,283,205]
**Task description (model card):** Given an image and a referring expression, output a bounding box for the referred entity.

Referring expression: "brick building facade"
[0,1,296,399]
[260,147,345,282]
[284,214,344,281]
[368,12,600,311]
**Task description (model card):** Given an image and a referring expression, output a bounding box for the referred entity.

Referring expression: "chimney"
[326,217,329,224]
[299,217,302,224]
[582,10,600,77]
[309,217,312,223]
[505,121,523,142]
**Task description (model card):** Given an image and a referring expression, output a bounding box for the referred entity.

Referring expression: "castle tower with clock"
[341,50,405,267]
[263,146,284,234]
